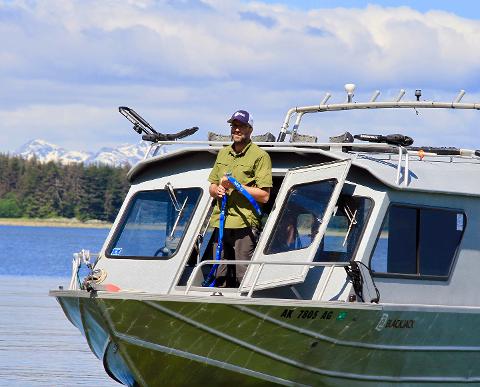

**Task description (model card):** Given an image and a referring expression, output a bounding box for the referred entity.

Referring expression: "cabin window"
[314,195,372,262]
[264,179,336,254]
[107,188,202,259]
[370,205,465,278]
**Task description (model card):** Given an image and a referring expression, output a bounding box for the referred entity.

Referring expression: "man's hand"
[209,183,227,199]
[220,175,233,190]
[216,184,227,198]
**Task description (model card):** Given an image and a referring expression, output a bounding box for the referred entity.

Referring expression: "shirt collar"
[229,140,252,157]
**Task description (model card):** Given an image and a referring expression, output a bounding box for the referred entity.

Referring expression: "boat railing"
[69,250,99,290]
[277,87,478,141]
[184,259,351,299]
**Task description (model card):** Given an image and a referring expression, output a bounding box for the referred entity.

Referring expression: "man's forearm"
[244,186,270,204]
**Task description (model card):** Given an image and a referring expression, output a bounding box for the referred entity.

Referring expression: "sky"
[1,0,480,153]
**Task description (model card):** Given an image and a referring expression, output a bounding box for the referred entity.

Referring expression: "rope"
[201,194,227,287]
[82,268,107,291]
[226,175,262,216]
[201,175,262,287]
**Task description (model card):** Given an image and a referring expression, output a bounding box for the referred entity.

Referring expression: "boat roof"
[127,142,480,198]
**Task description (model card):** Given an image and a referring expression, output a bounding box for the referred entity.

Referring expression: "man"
[208,110,273,287]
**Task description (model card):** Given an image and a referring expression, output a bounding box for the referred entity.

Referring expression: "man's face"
[230,120,253,144]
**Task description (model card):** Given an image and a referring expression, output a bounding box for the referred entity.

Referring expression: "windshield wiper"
[165,182,188,238]
[155,183,189,257]
[342,203,358,247]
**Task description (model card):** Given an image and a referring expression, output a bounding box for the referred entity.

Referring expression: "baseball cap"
[227,110,254,127]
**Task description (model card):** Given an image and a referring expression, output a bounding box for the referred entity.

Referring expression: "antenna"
[345,83,356,103]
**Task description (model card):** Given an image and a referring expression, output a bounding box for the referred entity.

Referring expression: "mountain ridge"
[13,139,149,167]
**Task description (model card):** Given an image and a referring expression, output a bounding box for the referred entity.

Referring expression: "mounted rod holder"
[370,90,380,102]
[321,93,332,105]
[395,89,405,102]
[454,90,466,103]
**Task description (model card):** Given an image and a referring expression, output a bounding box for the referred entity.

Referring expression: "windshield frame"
[105,187,203,260]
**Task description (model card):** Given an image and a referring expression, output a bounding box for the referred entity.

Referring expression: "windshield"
[107,188,202,259]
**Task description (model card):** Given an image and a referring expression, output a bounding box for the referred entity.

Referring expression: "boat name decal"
[385,319,415,329]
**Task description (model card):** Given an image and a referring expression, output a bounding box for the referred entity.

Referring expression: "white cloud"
[1,0,480,152]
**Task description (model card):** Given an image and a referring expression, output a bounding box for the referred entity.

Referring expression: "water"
[0,225,118,386]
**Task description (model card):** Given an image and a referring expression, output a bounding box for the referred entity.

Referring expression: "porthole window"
[370,205,465,279]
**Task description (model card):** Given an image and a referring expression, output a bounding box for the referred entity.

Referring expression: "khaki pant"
[213,227,259,288]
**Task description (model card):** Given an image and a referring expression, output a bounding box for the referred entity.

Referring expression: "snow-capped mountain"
[14,139,150,167]
[93,143,150,166]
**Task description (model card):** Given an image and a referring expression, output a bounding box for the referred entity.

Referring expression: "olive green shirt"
[208,141,273,229]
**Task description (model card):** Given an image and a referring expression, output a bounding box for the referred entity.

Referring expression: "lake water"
[0,225,118,386]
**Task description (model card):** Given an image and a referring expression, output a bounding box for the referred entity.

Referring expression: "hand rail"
[184,259,350,299]
[69,250,100,290]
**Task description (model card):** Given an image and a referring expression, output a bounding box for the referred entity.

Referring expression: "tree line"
[0,154,130,222]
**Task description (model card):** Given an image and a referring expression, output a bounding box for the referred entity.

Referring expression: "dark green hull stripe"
[115,331,301,386]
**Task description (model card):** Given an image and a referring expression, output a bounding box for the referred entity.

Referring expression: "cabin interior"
[94,147,475,307]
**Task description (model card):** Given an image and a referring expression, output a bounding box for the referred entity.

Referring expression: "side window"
[370,205,465,278]
[265,179,337,255]
[314,195,372,262]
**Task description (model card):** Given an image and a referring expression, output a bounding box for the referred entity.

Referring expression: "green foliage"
[0,154,130,221]
[0,193,22,217]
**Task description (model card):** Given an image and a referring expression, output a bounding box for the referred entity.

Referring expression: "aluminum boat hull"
[52,290,480,386]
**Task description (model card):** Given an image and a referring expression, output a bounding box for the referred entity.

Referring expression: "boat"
[50,84,480,386]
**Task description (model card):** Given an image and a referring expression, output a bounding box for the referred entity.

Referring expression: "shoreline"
[0,218,112,229]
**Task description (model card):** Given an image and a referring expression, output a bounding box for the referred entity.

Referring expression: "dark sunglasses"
[230,122,250,129]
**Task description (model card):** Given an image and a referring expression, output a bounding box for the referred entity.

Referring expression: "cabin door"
[241,159,351,292]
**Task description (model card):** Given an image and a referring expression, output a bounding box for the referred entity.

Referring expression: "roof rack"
[277,85,479,142]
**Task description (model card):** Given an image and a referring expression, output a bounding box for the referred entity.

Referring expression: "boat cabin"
[83,90,480,308]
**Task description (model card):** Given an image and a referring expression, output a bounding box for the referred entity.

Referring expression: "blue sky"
[256,1,480,19]
[1,0,480,153]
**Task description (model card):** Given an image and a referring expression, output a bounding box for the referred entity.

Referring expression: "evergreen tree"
[0,154,130,220]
